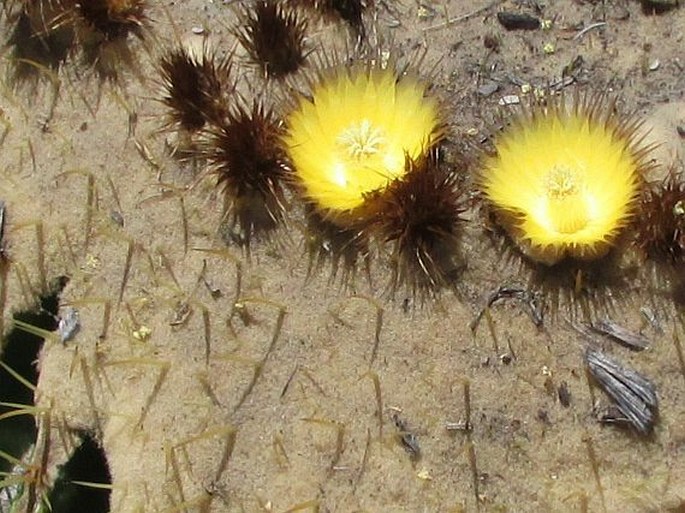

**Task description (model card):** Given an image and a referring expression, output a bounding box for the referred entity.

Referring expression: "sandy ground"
[1,0,685,512]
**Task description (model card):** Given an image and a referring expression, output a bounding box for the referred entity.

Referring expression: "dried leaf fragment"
[585,348,658,435]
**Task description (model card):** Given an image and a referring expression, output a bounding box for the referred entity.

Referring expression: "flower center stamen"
[337,119,386,159]
[544,165,589,234]
[546,166,578,198]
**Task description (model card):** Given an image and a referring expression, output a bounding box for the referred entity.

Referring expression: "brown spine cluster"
[236,0,308,80]
[635,172,685,265]
[159,46,233,133]
[202,101,290,246]
[4,0,149,82]
[363,153,466,296]
[75,0,147,40]
[292,0,367,36]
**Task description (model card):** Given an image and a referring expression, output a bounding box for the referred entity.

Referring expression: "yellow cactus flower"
[480,96,648,265]
[283,64,442,222]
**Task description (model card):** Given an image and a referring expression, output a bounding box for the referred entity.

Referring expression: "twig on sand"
[573,22,607,41]
[423,0,505,33]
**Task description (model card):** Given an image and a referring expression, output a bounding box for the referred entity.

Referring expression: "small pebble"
[133,325,152,341]
[648,59,660,71]
[483,34,500,50]
[499,95,520,106]
[497,11,540,31]
[416,469,432,480]
[558,381,571,407]
[478,81,499,97]
[641,0,678,9]
[110,211,124,227]
[417,4,436,20]
[58,308,80,343]
[191,26,205,35]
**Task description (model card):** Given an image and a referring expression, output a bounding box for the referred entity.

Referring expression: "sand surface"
[1,0,684,512]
